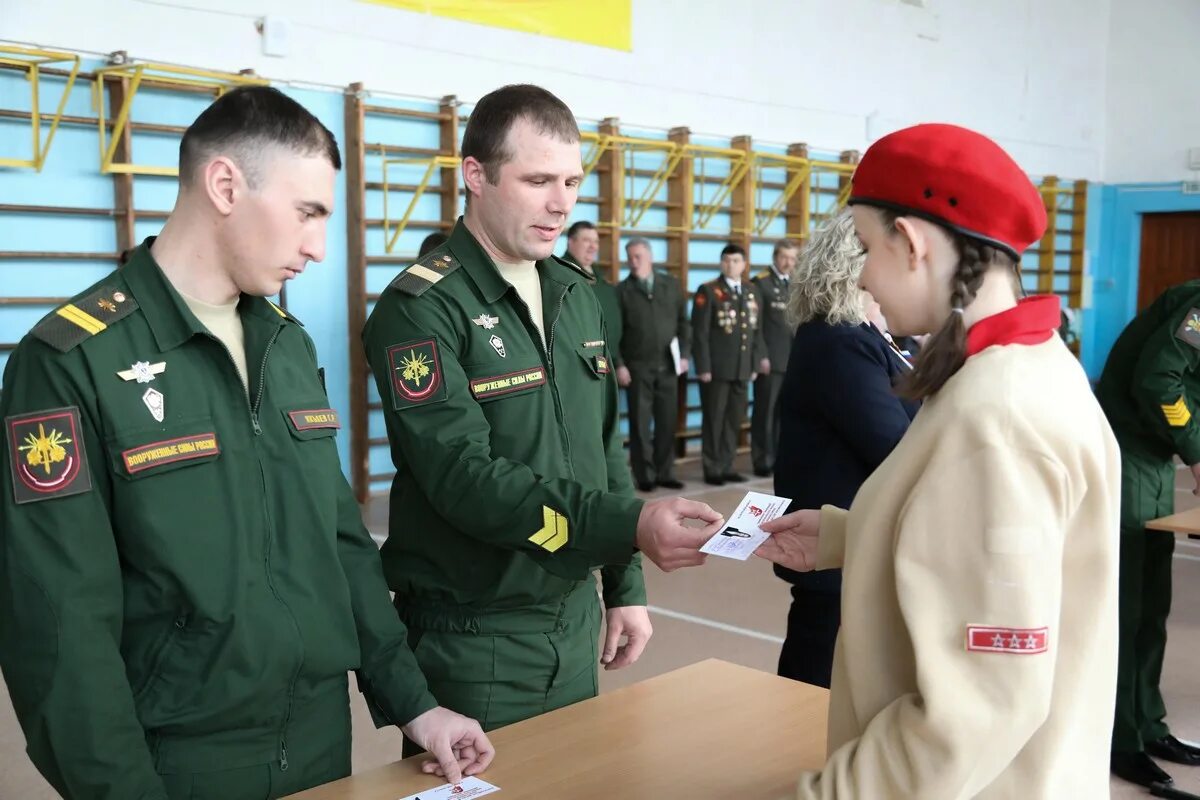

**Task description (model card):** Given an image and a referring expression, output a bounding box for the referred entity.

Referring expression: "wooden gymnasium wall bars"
[0,46,267,379]
[0,52,1087,499]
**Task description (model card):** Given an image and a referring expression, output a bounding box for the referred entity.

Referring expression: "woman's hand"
[754,509,821,572]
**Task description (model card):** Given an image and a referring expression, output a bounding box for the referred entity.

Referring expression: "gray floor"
[3,456,1200,798]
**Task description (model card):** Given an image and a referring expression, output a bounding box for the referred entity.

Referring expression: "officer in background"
[616,237,690,491]
[362,84,723,742]
[562,220,622,370]
[0,87,490,800]
[1098,282,1200,789]
[692,243,769,485]
[750,239,799,477]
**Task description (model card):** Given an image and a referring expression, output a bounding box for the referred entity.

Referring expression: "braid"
[899,233,1012,400]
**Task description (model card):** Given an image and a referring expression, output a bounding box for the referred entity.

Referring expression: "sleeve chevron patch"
[529,505,569,553]
[1162,396,1192,428]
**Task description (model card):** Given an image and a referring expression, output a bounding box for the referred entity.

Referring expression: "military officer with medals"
[691,243,770,485]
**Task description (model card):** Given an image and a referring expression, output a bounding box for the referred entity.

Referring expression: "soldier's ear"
[462,156,488,202]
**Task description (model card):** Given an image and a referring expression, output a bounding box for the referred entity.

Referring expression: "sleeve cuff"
[817,505,849,570]
[588,494,644,566]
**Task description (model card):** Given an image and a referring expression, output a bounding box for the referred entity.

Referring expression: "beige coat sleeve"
[797,445,1069,799]
[817,506,849,569]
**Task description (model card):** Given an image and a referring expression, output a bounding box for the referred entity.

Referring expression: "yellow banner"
[361,0,632,51]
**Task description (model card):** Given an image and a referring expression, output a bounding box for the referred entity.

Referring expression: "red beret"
[848,123,1047,260]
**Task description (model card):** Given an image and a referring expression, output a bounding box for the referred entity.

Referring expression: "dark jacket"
[616,269,690,370]
[773,318,919,592]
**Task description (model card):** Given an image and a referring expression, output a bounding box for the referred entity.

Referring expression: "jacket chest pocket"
[107,417,221,480]
[575,345,610,379]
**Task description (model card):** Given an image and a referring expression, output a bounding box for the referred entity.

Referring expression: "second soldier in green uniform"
[362,84,723,742]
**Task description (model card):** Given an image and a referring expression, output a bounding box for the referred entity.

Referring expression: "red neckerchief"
[965,295,1061,358]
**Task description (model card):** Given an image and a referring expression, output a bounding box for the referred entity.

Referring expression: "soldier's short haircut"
[721,243,747,259]
[567,220,596,239]
[179,86,341,188]
[462,84,580,185]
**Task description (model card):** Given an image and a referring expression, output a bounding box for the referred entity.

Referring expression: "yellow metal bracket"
[0,45,80,171]
[692,145,751,231]
[380,153,462,253]
[92,61,268,176]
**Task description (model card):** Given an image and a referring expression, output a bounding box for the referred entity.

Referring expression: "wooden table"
[1146,506,1200,536]
[285,659,829,799]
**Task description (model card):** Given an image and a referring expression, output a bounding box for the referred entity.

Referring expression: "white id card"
[699,491,792,560]
[396,776,501,800]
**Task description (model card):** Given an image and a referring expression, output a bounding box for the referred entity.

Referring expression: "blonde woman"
[772,209,918,688]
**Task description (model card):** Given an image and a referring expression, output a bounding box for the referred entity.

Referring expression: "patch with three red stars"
[966,625,1048,655]
[6,406,93,504]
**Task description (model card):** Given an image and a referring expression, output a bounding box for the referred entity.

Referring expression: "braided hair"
[872,207,1019,400]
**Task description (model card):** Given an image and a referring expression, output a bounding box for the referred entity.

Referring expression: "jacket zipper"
[206,327,302,771]
[545,285,573,474]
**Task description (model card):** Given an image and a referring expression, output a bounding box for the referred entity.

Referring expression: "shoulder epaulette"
[755,270,771,281]
[32,284,139,353]
[390,248,461,297]
[266,299,304,326]
[552,253,594,281]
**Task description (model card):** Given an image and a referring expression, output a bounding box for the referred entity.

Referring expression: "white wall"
[2,0,1112,178]
[1103,0,1200,184]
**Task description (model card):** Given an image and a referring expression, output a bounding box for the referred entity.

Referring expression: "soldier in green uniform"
[361,84,723,742]
[616,237,690,492]
[562,220,623,372]
[750,239,798,477]
[1098,282,1200,789]
[0,87,492,800]
[692,243,770,485]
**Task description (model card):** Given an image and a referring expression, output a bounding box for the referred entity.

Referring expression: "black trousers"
[777,584,841,689]
[751,371,785,473]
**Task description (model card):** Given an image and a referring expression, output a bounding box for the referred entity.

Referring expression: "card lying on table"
[396,776,500,800]
[700,491,792,561]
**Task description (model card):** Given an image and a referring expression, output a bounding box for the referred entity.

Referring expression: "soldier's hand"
[759,358,771,375]
[754,509,820,571]
[697,372,713,383]
[679,357,690,374]
[616,365,632,387]
[602,605,653,670]
[403,706,495,784]
[1191,462,1200,496]
[635,497,724,571]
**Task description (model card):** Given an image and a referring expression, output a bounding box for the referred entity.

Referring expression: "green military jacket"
[751,269,792,374]
[1097,280,1200,465]
[561,252,624,368]
[616,270,691,370]
[691,277,769,381]
[0,243,435,799]
[362,220,645,615]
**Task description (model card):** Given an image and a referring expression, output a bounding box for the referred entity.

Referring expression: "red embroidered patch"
[966,625,1048,655]
[122,433,220,475]
[694,291,707,307]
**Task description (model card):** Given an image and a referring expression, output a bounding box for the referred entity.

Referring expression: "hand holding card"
[699,492,792,561]
[754,509,821,571]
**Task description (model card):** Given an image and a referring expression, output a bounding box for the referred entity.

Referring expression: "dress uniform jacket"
[0,242,436,800]
[795,298,1120,798]
[361,219,645,731]
[691,278,767,381]
[1096,281,1200,753]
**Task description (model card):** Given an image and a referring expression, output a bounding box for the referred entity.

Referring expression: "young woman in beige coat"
[756,123,1121,799]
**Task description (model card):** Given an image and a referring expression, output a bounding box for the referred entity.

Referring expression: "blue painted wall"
[1082,183,1200,379]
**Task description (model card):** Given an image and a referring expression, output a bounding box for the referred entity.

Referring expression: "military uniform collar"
[448,218,586,303]
[123,237,289,352]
